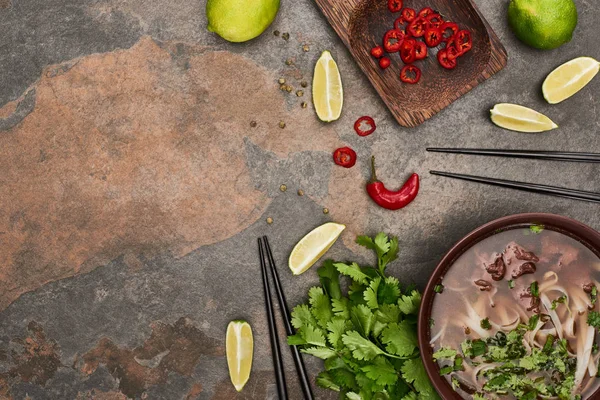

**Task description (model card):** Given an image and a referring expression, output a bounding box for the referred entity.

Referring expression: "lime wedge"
[543,57,600,104]
[312,51,343,122]
[490,103,558,133]
[226,320,253,392]
[289,222,345,275]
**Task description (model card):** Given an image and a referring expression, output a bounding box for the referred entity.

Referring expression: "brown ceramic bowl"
[418,213,600,399]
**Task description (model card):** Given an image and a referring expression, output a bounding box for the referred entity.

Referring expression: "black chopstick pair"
[258,236,314,400]
[427,148,600,204]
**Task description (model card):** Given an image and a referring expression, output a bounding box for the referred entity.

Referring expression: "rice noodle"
[430,326,446,344]
[539,271,559,291]
[574,316,595,392]
[540,293,564,340]
[588,352,600,379]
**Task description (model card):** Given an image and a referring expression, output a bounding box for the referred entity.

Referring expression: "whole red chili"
[401,8,416,23]
[383,29,405,53]
[455,30,473,54]
[424,28,442,47]
[387,0,403,13]
[407,17,427,38]
[366,156,419,210]
[414,40,427,60]
[399,38,416,64]
[426,13,444,29]
[440,22,459,42]
[400,64,421,84]
[370,46,384,58]
[354,116,376,136]
[333,147,357,168]
[418,6,434,18]
[379,56,391,69]
[437,48,457,69]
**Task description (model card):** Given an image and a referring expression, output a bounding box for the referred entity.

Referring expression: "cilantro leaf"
[432,347,457,361]
[316,371,341,392]
[398,290,421,315]
[374,232,391,259]
[361,356,399,386]
[530,224,544,234]
[318,260,342,300]
[346,392,362,400]
[379,277,401,305]
[364,277,381,309]
[309,286,334,329]
[375,304,401,325]
[381,321,418,357]
[287,334,307,346]
[335,262,369,285]
[342,331,385,361]
[588,311,600,328]
[401,358,439,399]
[302,324,327,347]
[302,347,337,360]
[332,297,350,319]
[327,318,349,349]
[380,236,399,271]
[351,304,375,337]
[291,304,317,330]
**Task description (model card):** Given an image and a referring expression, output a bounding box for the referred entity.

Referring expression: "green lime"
[507,0,577,50]
[206,0,280,43]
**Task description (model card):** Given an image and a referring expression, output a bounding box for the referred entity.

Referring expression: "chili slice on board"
[333,147,357,168]
[445,42,461,60]
[418,6,434,18]
[440,22,459,42]
[387,0,403,12]
[414,41,427,60]
[424,28,442,47]
[407,17,427,37]
[400,65,421,84]
[354,116,376,136]
[379,57,391,69]
[455,30,473,54]
[383,29,405,53]
[426,13,444,28]
[437,48,457,69]
[401,8,416,22]
[370,46,384,58]
[399,39,417,64]
[394,17,405,31]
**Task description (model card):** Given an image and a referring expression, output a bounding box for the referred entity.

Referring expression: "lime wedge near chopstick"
[312,51,343,122]
[542,57,600,104]
[226,320,253,391]
[289,222,345,275]
[490,103,558,133]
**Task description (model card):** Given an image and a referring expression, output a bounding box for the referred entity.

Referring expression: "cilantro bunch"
[288,233,439,400]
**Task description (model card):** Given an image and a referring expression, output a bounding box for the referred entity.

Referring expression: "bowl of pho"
[418,213,600,400]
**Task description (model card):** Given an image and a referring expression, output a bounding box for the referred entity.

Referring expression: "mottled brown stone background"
[0,0,599,398]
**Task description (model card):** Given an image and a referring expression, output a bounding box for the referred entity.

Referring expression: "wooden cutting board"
[314,0,508,127]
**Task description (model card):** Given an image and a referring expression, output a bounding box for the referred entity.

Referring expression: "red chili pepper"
[437,48,457,69]
[400,64,421,84]
[399,38,416,64]
[354,116,376,136]
[383,29,405,53]
[418,7,434,18]
[455,30,472,54]
[445,42,461,60]
[401,8,416,22]
[394,17,404,31]
[370,46,384,58]
[414,40,427,60]
[440,22,459,42]
[407,17,427,38]
[426,13,444,29]
[379,56,391,69]
[424,28,442,47]
[366,156,419,210]
[387,0,403,13]
[333,147,357,168]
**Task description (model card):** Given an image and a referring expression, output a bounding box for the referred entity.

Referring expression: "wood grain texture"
[314,0,508,127]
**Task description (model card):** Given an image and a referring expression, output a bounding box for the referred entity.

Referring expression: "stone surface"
[0,0,599,398]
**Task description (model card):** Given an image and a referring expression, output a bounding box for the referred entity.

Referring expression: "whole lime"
[206,0,280,43]
[507,0,577,50]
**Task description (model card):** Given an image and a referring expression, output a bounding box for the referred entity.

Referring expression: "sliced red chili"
[379,56,391,69]
[445,41,461,60]
[370,46,384,58]
[426,13,444,29]
[399,38,416,64]
[387,0,403,13]
[437,48,457,69]
[333,147,357,168]
[383,29,405,53]
[407,17,427,38]
[394,17,406,31]
[400,64,421,84]
[354,116,376,136]
[418,7,434,18]
[401,8,416,22]
[455,30,473,54]
[424,28,442,47]
[414,40,427,60]
[440,22,459,42]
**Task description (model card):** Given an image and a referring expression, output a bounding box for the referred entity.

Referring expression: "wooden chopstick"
[258,237,289,400]
[263,236,315,400]
[430,171,600,203]
[427,148,600,163]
